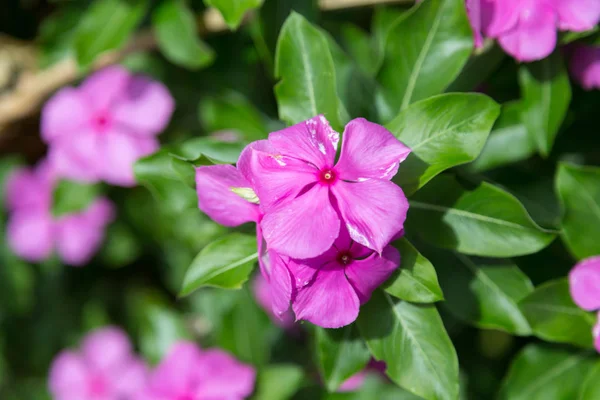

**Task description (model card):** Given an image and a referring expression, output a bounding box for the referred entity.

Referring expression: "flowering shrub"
[1,0,600,399]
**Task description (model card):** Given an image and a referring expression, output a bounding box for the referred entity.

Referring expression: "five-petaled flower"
[569,255,600,352]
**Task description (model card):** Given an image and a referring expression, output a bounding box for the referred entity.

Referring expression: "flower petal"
[99,127,159,187]
[81,327,132,372]
[331,179,408,254]
[485,0,520,37]
[41,87,92,142]
[268,116,339,170]
[570,45,600,91]
[195,164,260,226]
[569,256,600,311]
[292,263,360,328]
[55,213,106,266]
[195,349,256,399]
[49,351,89,398]
[335,118,410,182]
[113,75,174,135]
[5,167,48,212]
[7,211,54,262]
[111,357,149,396]
[261,184,340,259]
[594,312,600,353]
[553,0,600,32]
[149,341,203,394]
[79,66,129,112]
[269,251,294,316]
[497,3,557,62]
[48,130,101,183]
[338,370,367,392]
[345,246,400,304]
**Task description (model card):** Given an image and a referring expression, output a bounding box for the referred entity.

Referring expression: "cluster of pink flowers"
[465,0,600,62]
[49,326,256,400]
[196,116,410,328]
[4,66,174,265]
[569,256,600,352]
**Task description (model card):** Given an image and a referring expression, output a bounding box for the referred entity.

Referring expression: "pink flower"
[5,162,114,266]
[569,44,600,90]
[42,66,174,187]
[140,341,255,400]
[247,116,410,260]
[466,0,600,62]
[251,273,295,329]
[594,312,600,353]
[49,327,148,400]
[337,360,387,392]
[569,256,600,311]
[272,227,400,328]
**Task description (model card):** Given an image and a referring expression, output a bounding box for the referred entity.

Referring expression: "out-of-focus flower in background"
[569,44,600,90]
[4,162,114,266]
[569,255,600,353]
[49,327,148,400]
[41,66,174,187]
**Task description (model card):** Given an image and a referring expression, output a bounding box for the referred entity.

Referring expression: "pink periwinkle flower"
[5,162,114,266]
[569,256,600,353]
[246,116,410,260]
[569,44,600,90]
[271,226,400,328]
[42,66,174,187]
[139,341,255,400]
[49,327,148,400]
[337,360,387,392]
[465,0,600,61]
[252,273,295,329]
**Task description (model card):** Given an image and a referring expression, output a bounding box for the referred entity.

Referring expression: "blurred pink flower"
[140,341,255,400]
[42,66,174,187]
[337,360,387,392]
[569,44,600,90]
[5,162,114,266]
[464,0,600,61]
[272,227,400,329]
[49,327,148,400]
[569,255,600,311]
[246,116,410,260]
[595,312,600,353]
[251,273,295,329]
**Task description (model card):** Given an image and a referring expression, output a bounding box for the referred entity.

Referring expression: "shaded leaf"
[51,180,101,217]
[579,361,600,400]
[205,0,264,30]
[255,364,305,400]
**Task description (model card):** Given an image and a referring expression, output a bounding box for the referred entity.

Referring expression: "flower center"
[337,251,353,266]
[88,375,107,395]
[92,113,110,132]
[319,169,337,184]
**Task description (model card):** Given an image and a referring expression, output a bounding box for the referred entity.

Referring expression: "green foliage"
[205,0,264,30]
[51,180,102,217]
[255,364,305,400]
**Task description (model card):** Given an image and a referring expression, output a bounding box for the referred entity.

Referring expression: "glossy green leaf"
[38,5,83,67]
[357,290,459,400]
[519,278,596,348]
[408,175,556,257]
[371,7,406,76]
[180,233,257,296]
[469,101,535,172]
[340,24,378,77]
[376,0,472,121]
[205,0,263,30]
[199,93,268,141]
[383,238,443,303]
[315,325,371,392]
[579,361,600,400]
[51,180,101,217]
[274,12,346,131]
[255,364,305,400]
[519,50,571,157]
[170,137,245,164]
[446,43,505,93]
[556,163,600,260]
[326,374,423,400]
[430,250,533,335]
[386,93,500,194]
[153,0,214,69]
[499,344,594,400]
[74,0,148,67]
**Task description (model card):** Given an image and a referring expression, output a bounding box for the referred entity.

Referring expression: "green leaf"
[180,233,257,296]
[100,222,142,268]
[371,7,406,76]
[315,325,371,392]
[499,344,594,400]
[128,290,192,364]
[74,0,149,67]
[357,290,459,400]
[134,149,198,213]
[199,93,269,141]
[430,250,533,335]
[325,375,423,400]
[446,43,505,93]
[519,278,596,348]
[153,0,214,70]
[274,12,346,132]
[340,24,378,77]
[376,0,472,121]
[556,163,600,260]
[580,361,600,400]
[205,0,264,30]
[170,137,245,164]
[255,364,305,400]
[38,5,83,68]
[519,50,571,157]
[386,93,500,194]
[469,101,535,172]
[408,175,556,257]
[51,180,101,217]
[383,238,443,303]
